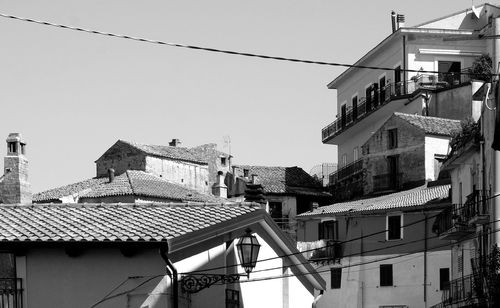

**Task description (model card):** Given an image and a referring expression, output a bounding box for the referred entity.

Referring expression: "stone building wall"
[362,116,426,195]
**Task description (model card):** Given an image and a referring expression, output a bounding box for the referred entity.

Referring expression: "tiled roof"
[34,171,224,203]
[299,184,450,217]
[394,113,461,136]
[0,203,260,242]
[120,140,208,164]
[233,165,330,197]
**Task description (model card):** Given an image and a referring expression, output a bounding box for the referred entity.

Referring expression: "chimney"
[397,14,405,29]
[391,11,397,33]
[251,174,259,184]
[169,139,181,147]
[108,168,115,183]
[212,171,227,198]
[312,202,319,210]
[1,133,32,204]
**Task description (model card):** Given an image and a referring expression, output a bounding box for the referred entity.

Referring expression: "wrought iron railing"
[272,217,297,240]
[373,173,402,192]
[0,278,22,308]
[441,274,485,306]
[461,190,489,223]
[297,239,342,262]
[328,159,364,184]
[322,72,471,142]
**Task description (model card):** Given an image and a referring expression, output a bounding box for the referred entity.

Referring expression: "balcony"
[0,278,23,308]
[329,159,364,184]
[440,274,486,307]
[297,239,342,263]
[322,73,471,143]
[462,190,490,225]
[433,207,475,240]
[373,173,402,193]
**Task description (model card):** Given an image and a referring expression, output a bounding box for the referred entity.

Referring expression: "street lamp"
[236,229,261,277]
[180,229,261,293]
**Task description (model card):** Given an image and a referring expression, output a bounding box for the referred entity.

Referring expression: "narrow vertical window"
[331,268,342,289]
[388,129,398,149]
[380,264,393,286]
[352,96,358,120]
[439,268,450,290]
[387,215,402,240]
[226,289,240,308]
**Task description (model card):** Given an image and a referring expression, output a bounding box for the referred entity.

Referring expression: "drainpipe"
[424,212,428,307]
[159,246,179,308]
[403,35,407,95]
[494,18,500,247]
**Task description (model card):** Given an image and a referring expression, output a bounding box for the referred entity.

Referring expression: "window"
[8,142,17,154]
[380,264,393,286]
[387,214,402,240]
[319,220,338,240]
[226,289,240,308]
[342,154,347,167]
[379,76,386,102]
[439,268,450,290]
[243,169,249,178]
[388,129,398,149]
[352,96,358,120]
[394,66,402,96]
[341,104,347,128]
[221,157,227,166]
[353,147,359,162]
[331,268,342,289]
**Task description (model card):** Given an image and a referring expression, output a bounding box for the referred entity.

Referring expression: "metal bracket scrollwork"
[180,274,242,293]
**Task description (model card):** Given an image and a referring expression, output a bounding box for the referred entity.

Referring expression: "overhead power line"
[0,12,496,76]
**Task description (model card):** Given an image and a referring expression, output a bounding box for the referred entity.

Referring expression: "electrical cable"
[184,192,500,274]
[0,12,498,77]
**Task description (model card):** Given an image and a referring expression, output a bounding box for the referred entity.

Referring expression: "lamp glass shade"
[236,231,261,275]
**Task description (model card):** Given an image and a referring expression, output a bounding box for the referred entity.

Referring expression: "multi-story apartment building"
[324,3,500,202]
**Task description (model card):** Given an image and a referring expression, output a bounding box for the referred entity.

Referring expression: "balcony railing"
[297,239,342,263]
[433,207,475,240]
[0,278,23,308]
[322,73,471,142]
[461,190,490,224]
[441,274,486,306]
[328,159,364,184]
[373,173,402,192]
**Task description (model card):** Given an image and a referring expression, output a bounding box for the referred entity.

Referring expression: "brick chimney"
[1,133,32,204]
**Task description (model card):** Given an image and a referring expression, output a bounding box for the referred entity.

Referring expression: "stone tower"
[1,133,31,204]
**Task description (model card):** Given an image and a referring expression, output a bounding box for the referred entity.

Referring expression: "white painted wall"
[424,135,453,181]
[315,251,450,308]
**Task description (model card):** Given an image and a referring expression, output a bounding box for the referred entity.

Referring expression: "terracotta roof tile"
[34,171,224,203]
[299,184,450,216]
[121,140,208,164]
[393,113,461,136]
[233,165,330,197]
[0,203,260,242]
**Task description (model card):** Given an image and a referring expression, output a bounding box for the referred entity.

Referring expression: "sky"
[0,0,484,193]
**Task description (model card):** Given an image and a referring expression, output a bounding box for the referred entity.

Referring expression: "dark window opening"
[379,76,386,102]
[341,104,347,128]
[388,129,398,149]
[394,66,402,96]
[438,61,461,85]
[7,142,17,154]
[226,289,240,308]
[243,169,249,177]
[388,215,402,240]
[319,221,338,240]
[365,87,372,111]
[380,264,393,286]
[352,96,358,120]
[372,83,379,107]
[221,157,227,166]
[439,268,450,290]
[331,268,342,289]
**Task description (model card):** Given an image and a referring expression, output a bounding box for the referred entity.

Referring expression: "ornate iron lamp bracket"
[180,273,243,293]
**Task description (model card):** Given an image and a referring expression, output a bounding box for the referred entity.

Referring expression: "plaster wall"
[315,250,450,308]
[424,135,453,181]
